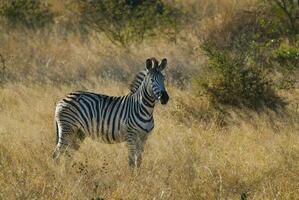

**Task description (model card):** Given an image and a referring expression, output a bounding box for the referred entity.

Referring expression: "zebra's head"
[145,58,169,105]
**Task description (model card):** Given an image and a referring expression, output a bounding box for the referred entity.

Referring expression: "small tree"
[268,0,299,34]
[196,43,284,110]
[77,0,182,46]
[0,0,54,29]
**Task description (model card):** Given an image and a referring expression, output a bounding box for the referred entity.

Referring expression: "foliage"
[0,53,6,84]
[196,1,299,109]
[275,45,299,70]
[0,0,54,29]
[267,0,299,34]
[271,41,299,89]
[197,43,283,109]
[77,0,183,46]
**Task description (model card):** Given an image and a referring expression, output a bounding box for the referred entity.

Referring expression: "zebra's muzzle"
[159,91,169,105]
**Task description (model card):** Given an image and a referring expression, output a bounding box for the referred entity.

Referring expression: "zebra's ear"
[157,58,167,71]
[145,58,152,71]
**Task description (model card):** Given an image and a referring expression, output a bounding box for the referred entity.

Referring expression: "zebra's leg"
[135,134,147,169]
[127,131,138,170]
[127,141,137,169]
[127,133,147,171]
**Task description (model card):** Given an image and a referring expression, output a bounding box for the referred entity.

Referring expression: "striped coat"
[53,58,169,169]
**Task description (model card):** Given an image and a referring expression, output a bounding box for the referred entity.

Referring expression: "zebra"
[53,58,169,170]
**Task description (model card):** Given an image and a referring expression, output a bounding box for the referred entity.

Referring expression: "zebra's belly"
[85,120,154,143]
[95,130,126,144]
[85,118,127,144]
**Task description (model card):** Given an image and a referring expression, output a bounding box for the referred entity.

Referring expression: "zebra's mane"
[129,70,147,93]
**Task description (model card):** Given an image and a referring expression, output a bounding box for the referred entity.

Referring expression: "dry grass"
[0,82,298,200]
[0,0,298,199]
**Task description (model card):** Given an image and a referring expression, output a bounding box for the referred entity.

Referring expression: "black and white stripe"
[53,58,169,169]
[129,70,147,93]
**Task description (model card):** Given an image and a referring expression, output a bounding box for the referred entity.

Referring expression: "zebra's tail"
[55,120,59,145]
[53,120,60,162]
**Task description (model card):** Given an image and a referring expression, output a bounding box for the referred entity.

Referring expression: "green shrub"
[275,46,299,70]
[197,43,284,110]
[195,1,299,109]
[77,0,183,46]
[270,42,299,89]
[267,0,299,34]
[0,0,54,29]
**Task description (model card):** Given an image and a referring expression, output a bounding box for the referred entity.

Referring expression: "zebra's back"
[55,91,130,144]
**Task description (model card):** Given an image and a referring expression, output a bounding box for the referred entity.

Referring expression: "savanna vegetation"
[0,0,298,199]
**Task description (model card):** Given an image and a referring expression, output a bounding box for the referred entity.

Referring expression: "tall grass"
[0,83,298,199]
[0,0,298,199]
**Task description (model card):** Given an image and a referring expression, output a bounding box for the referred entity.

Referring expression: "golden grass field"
[0,82,298,200]
[0,0,299,199]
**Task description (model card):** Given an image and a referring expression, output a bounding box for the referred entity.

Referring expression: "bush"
[195,1,299,109]
[267,0,299,34]
[77,0,183,46]
[197,43,284,110]
[0,0,54,29]
[275,45,299,70]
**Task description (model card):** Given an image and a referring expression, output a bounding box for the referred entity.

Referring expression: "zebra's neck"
[132,77,156,120]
